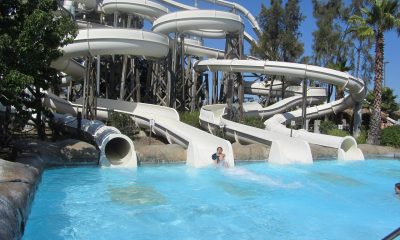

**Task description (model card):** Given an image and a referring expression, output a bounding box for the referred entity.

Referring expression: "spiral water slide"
[195,59,366,161]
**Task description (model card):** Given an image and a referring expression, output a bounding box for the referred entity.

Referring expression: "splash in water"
[222,167,303,189]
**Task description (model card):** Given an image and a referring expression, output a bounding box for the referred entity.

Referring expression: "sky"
[151,0,400,101]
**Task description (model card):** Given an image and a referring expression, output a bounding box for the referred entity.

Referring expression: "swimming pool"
[24,159,400,240]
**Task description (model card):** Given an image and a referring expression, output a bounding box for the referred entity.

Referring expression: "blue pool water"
[24,159,400,240]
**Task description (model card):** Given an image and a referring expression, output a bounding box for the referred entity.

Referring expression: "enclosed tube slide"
[195,59,365,161]
[45,95,137,168]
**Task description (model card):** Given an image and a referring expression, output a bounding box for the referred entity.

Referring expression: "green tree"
[366,87,399,116]
[0,0,77,139]
[312,0,351,103]
[349,0,400,145]
[281,0,305,62]
[252,0,304,62]
[251,1,284,61]
[251,0,304,103]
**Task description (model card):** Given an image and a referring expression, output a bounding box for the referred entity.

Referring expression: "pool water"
[24,160,400,240]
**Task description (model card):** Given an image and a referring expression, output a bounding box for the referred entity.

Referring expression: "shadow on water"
[310,172,363,186]
[107,185,166,206]
[380,168,400,178]
[215,180,258,198]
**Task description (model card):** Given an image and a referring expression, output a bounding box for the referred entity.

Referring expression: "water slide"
[195,59,365,160]
[52,0,237,168]
[154,0,258,45]
[44,93,234,168]
[54,0,365,165]
[50,110,137,168]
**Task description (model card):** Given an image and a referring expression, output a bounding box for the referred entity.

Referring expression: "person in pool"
[395,183,400,195]
[212,147,228,168]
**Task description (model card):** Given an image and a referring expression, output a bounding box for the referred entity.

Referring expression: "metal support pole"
[96,55,100,95]
[191,67,197,111]
[302,78,308,130]
[180,34,186,111]
[213,71,218,103]
[237,73,244,120]
[169,34,179,108]
[120,56,127,100]
[113,11,119,27]
[82,58,88,119]
[67,80,72,101]
[135,59,141,102]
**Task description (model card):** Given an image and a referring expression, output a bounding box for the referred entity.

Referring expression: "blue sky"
[154,0,400,100]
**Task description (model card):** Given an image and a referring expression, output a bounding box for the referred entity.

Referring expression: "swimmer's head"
[395,183,400,194]
[217,147,223,154]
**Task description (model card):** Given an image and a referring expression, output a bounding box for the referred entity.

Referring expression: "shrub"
[327,129,349,137]
[380,125,400,148]
[319,120,337,134]
[108,112,139,139]
[241,117,265,129]
[179,111,201,128]
[356,129,368,144]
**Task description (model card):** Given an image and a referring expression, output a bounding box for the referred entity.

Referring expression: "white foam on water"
[223,167,303,189]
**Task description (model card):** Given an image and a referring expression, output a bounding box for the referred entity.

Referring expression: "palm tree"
[349,0,400,144]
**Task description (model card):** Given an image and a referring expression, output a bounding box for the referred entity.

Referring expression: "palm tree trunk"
[352,44,362,137]
[368,30,384,145]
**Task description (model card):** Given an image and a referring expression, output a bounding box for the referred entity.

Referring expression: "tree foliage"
[252,0,304,62]
[312,0,346,67]
[347,0,374,84]
[312,0,352,103]
[0,0,77,139]
[365,87,399,116]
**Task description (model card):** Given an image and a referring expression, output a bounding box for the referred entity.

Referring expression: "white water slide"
[195,59,366,161]
[54,0,365,166]
[44,93,234,168]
